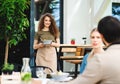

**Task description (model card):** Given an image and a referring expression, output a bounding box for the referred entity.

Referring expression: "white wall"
[64,0,91,44]
[63,0,113,45]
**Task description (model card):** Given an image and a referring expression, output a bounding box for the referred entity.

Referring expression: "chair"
[65,47,84,77]
[31,66,53,78]
[60,47,84,77]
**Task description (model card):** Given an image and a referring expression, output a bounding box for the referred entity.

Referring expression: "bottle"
[21,58,31,72]
[82,37,87,45]
[21,58,31,83]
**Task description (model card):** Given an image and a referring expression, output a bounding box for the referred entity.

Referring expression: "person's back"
[95,45,120,84]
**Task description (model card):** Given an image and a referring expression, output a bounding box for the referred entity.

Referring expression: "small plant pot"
[71,39,75,44]
[1,63,14,75]
[2,70,13,75]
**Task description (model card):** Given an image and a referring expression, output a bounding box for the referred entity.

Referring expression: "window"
[112,3,120,20]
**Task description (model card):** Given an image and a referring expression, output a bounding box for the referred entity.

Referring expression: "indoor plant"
[1,63,14,74]
[71,38,75,44]
[0,0,29,66]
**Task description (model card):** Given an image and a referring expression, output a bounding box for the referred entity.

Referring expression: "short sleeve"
[55,31,60,39]
[34,32,39,40]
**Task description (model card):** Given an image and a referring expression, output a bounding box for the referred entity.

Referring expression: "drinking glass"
[36,68,46,78]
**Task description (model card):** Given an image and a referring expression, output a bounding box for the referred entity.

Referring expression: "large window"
[34,0,63,43]
[34,0,62,29]
[112,3,120,20]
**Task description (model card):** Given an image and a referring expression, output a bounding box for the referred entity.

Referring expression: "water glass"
[36,68,46,78]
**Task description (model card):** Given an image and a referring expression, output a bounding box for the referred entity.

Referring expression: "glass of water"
[36,67,46,78]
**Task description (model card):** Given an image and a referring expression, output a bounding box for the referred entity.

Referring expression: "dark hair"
[98,16,120,43]
[38,13,59,38]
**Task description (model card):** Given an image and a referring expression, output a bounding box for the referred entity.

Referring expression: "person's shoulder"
[37,31,45,34]
[96,45,120,60]
[93,51,110,64]
[95,51,107,58]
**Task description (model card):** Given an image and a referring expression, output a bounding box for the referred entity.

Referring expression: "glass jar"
[21,58,31,83]
[21,58,31,72]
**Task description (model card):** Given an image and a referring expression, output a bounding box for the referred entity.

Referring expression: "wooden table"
[59,44,92,48]
[60,56,83,60]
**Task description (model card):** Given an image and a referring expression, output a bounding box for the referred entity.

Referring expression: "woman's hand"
[33,40,45,49]
[38,43,44,48]
[50,38,60,47]
[51,42,60,47]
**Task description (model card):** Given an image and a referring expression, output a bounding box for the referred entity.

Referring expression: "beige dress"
[34,31,57,73]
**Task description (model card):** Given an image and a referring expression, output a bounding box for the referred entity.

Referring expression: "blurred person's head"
[98,16,120,46]
[90,28,103,49]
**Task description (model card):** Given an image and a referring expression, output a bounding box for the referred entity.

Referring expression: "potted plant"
[0,0,30,68]
[71,38,75,44]
[1,63,14,75]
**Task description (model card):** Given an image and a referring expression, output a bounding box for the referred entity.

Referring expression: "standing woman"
[33,13,60,72]
[80,28,104,74]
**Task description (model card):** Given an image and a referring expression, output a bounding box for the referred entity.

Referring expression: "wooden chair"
[60,47,84,77]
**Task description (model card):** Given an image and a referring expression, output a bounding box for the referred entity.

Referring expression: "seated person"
[80,28,104,74]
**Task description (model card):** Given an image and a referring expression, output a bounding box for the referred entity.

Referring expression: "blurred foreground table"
[0,72,43,84]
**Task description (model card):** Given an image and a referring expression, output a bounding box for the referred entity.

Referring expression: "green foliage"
[2,63,14,71]
[0,0,30,46]
[0,0,30,63]
[71,38,75,41]
[21,73,31,82]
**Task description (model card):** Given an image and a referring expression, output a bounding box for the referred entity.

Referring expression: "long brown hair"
[38,13,60,38]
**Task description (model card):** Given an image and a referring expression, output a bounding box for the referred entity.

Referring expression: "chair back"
[75,47,85,56]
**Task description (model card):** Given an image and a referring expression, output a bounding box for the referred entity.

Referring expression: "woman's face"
[90,31,103,48]
[44,16,51,28]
